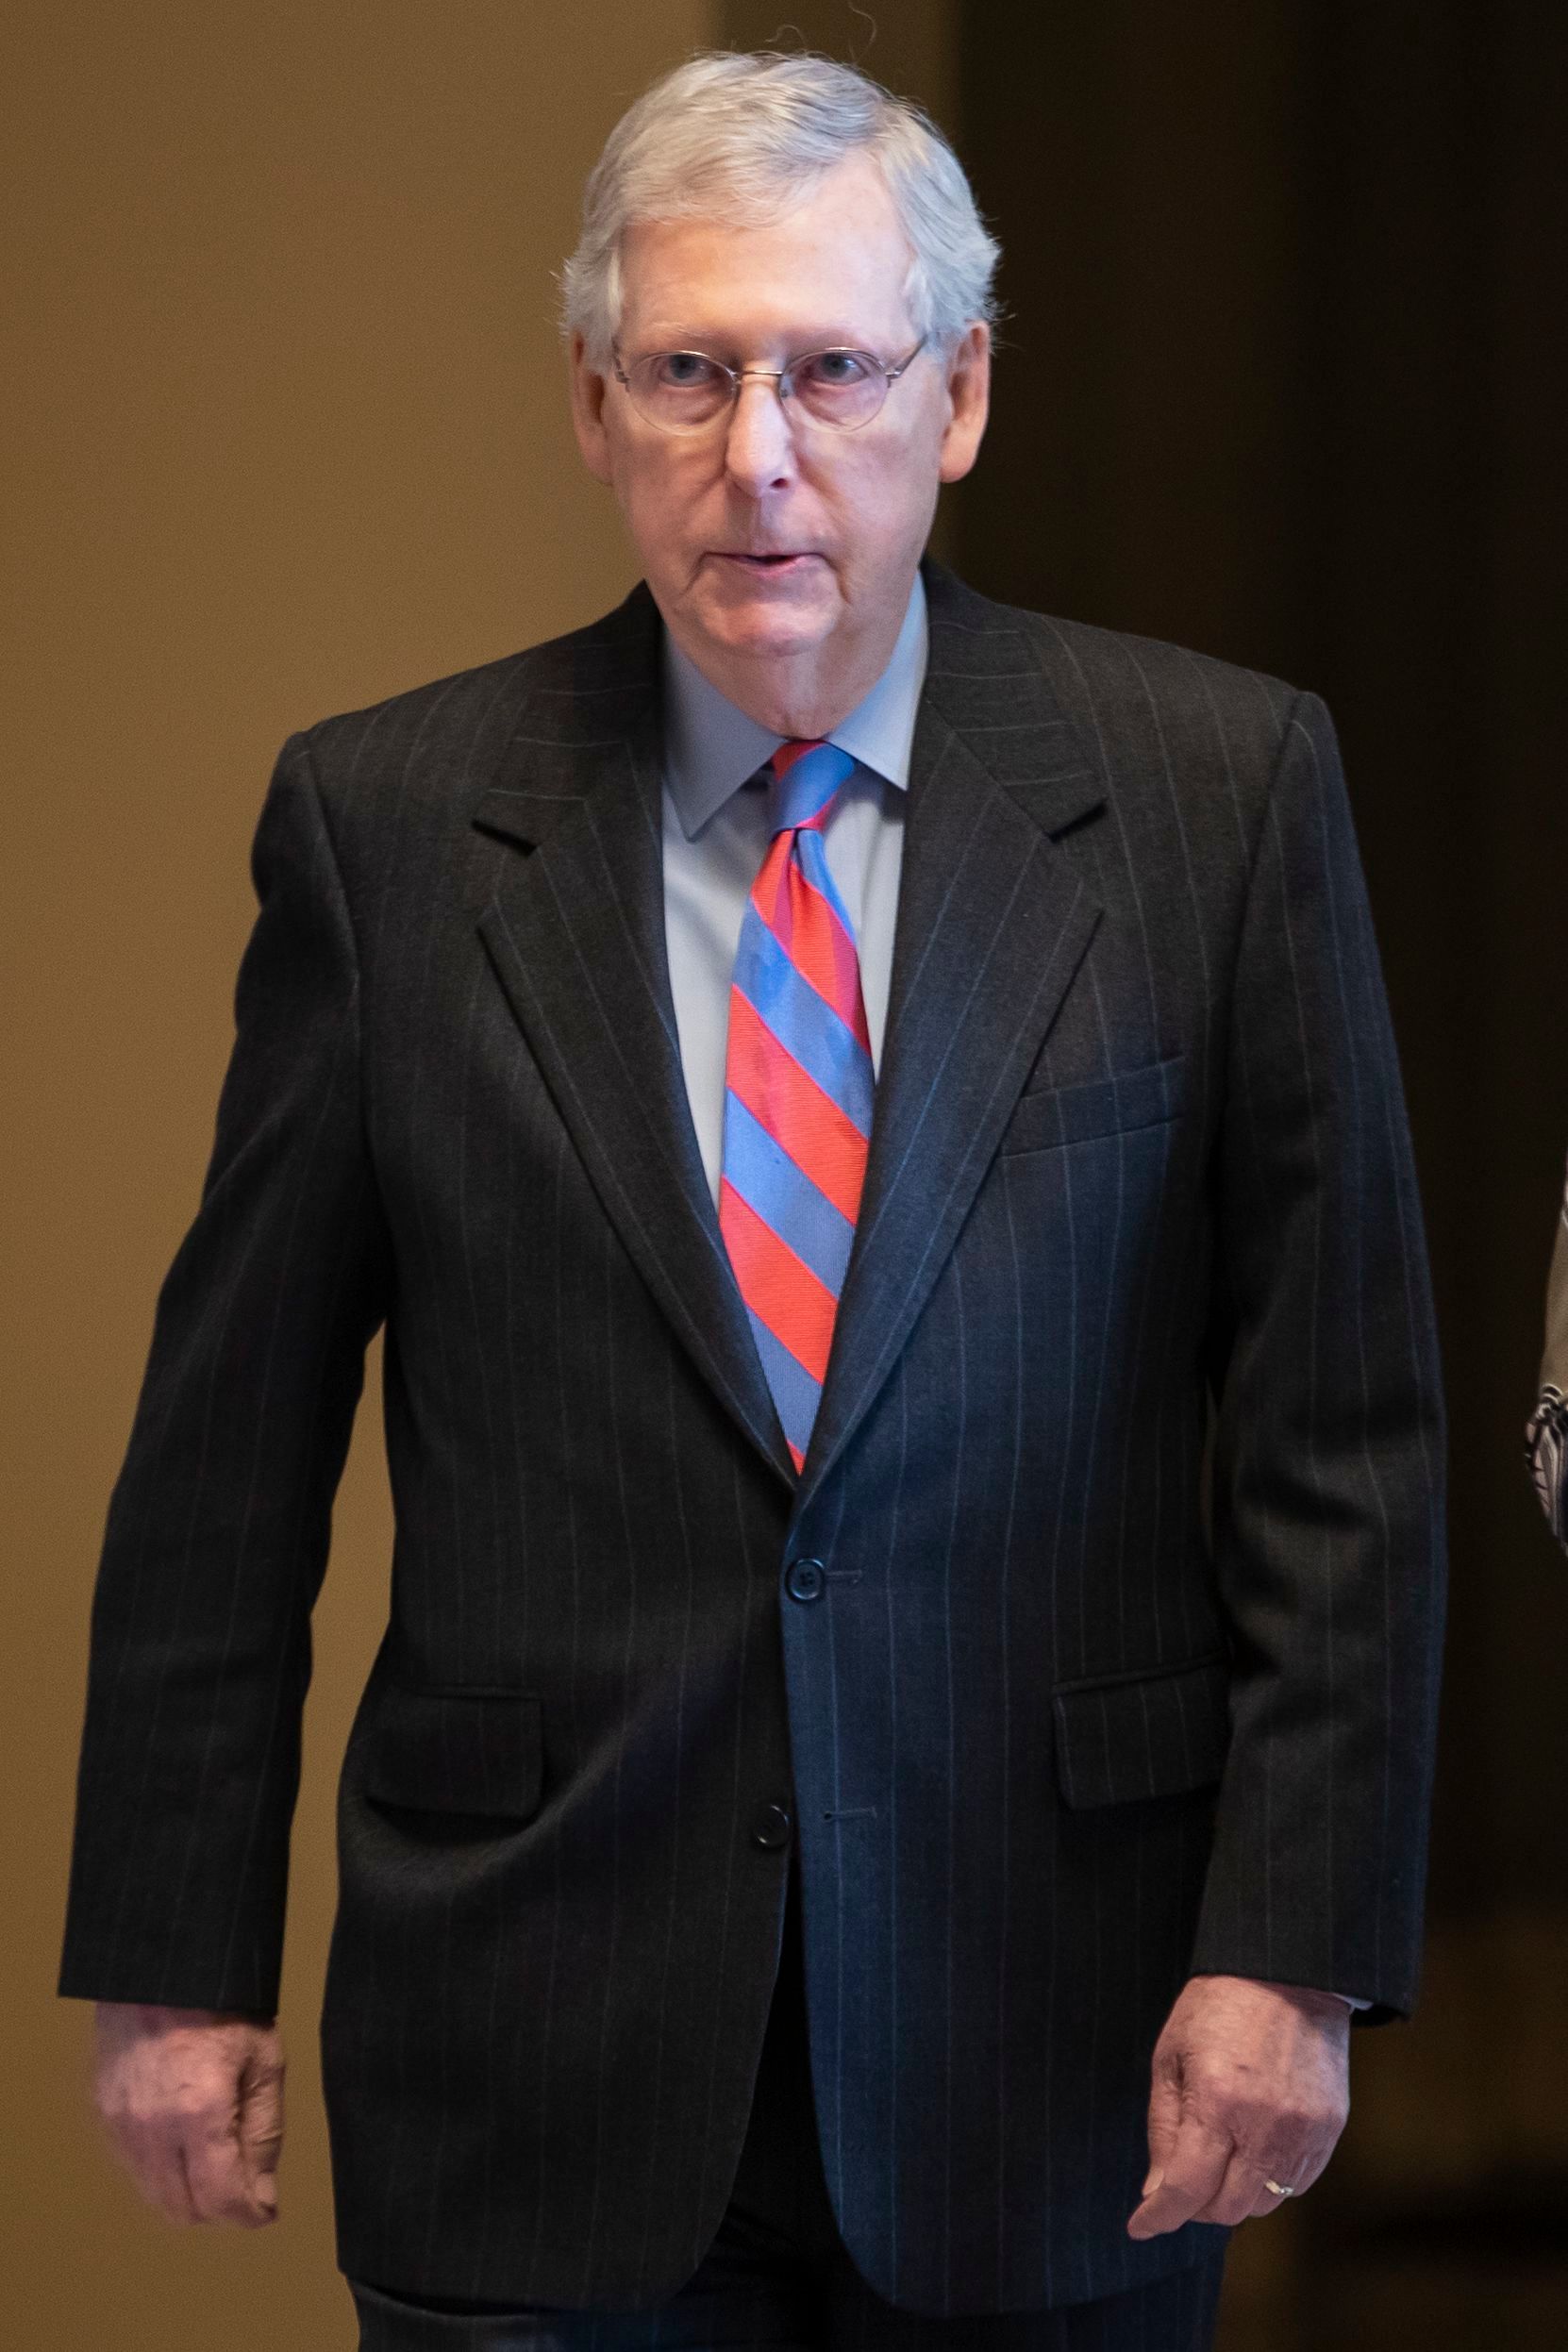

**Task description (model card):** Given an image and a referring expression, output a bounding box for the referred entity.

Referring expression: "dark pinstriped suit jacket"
[59,559,1446,2318]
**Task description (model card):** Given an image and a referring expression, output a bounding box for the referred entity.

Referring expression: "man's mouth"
[713,550,819,572]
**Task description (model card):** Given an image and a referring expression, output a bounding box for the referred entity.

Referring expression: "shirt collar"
[660,570,927,842]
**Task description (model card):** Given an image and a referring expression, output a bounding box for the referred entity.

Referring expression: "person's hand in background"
[92,2003,284,2227]
[1526,1151,1568,1546]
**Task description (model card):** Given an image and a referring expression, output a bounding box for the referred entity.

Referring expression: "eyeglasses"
[609,336,928,435]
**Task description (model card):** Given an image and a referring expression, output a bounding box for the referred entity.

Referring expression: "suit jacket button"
[750,1803,792,1850]
[785,1556,826,1602]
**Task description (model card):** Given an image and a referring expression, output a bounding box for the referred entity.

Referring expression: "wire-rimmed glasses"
[609,336,928,435]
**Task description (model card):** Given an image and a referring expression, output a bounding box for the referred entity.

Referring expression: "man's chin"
[682,584,838,668]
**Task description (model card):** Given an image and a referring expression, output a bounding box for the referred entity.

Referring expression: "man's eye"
[656,353,725,389]
[797,351,874,389]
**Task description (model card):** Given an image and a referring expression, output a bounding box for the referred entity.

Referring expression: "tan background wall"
[3,6,714,2344]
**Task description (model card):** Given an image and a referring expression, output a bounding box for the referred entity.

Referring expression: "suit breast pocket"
[360,1685,544,1822]
[998,1051,1187,1159]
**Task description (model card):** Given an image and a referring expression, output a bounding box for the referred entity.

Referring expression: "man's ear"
[937,323,991,486]
[569,331,613,485]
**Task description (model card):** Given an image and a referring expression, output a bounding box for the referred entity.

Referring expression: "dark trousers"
[348,1866,1225,2351]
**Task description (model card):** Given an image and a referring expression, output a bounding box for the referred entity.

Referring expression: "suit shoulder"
[1021,605,1309,747]
[299,643,536,761]
[927,575,1346,878]
[1014,609,1343,839]
[929,566,1313,755]
[289,586,656,794]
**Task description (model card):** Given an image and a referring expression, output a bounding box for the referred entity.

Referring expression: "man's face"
[570,152,990,729]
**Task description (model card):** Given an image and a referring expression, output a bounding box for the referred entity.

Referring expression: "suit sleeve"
[58,734,391,2016]
[1190,691,1447,2023]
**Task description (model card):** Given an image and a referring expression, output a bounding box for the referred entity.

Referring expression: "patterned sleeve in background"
[1526,1160,1568,1548]
[1526,1385,1568,1546]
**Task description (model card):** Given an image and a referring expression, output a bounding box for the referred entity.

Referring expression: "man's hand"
[1126,1975,1350,2239]
[92,2003,285,2227]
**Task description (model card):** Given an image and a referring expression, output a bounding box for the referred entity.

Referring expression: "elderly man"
[61,49,1446,2352]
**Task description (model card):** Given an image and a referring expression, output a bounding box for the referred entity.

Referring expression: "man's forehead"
[615,155,918,342]
[623,301,914,356]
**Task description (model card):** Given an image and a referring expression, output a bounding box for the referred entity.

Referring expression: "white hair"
[560,50,1001,367]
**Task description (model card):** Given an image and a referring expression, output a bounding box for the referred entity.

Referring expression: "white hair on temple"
[560,49,1001,366]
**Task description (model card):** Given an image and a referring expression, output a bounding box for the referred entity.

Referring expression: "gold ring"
[1264,2178,1294,2198]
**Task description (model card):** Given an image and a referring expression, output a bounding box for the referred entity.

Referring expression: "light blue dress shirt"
[659,572,927,1209]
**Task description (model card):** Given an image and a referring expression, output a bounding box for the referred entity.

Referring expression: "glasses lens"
[790,351,887,429]
[626,352,732,431]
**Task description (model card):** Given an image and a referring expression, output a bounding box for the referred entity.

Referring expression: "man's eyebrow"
[629,325,875,353]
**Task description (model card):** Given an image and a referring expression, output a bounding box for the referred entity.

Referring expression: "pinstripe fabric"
[721,741,872,1475]
[347,2261,1224,2350]
[59,561,1446,2322]
[344,1861,1226,2347]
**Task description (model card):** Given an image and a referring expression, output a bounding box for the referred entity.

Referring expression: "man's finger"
[1142,2059,1180,2196]
[1191,2148,1291,2227]
[140,2133,198,2227]
[103,2110,197,2227]
[1126,2114,1232,2239]
[1243,2174,1304,2220]
[174,2143,206,2228]
[1198,2121,1342,2224]
[1245,2130,1336,2209]
[236,2042,284,2217]
[183,2110,274,2227]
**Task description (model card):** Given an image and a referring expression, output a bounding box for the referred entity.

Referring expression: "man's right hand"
[92,2003,284,2227]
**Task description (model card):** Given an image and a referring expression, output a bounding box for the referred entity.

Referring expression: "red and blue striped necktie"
[719,738,874,1475]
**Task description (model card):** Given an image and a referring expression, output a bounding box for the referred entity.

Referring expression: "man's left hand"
[1126,1974,1351,2239]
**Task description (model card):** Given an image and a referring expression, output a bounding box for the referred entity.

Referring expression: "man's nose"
[722,375,797,495]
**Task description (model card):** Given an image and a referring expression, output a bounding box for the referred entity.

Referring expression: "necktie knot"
[765,739,858,838]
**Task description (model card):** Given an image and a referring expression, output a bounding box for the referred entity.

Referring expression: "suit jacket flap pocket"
[1052,1652,1229,1809]
[363,1687,544,1818]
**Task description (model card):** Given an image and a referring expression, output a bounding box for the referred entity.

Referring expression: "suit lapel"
[472,587,796,1492]
[468,568,1109,1518]
[792,565,1107,1518]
